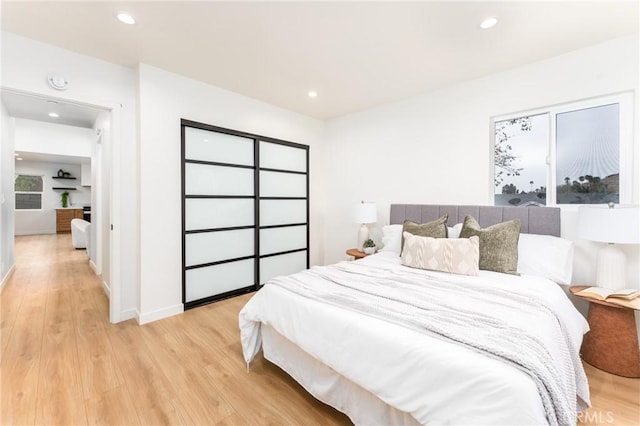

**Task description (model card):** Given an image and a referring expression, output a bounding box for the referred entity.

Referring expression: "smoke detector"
[47,74,69,91]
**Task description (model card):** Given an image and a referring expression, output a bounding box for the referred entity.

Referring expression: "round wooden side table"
[345,248,367,260]
[570,285,640,378]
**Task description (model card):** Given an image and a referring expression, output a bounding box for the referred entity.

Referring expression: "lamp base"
[357,224,369,251]
[595,244,627,290]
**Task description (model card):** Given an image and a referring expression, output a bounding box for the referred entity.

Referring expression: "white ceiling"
[15,151,89,165]
[1,90,104,128]
[2,1,638,120]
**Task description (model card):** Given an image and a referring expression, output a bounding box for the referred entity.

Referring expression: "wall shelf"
[52,187,76,190]
[52,176,77,180]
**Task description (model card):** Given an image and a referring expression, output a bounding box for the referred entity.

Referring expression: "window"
[494,114,549,206]
[15,175,43,210]
[556,104,619,205]
[493,93,632,206]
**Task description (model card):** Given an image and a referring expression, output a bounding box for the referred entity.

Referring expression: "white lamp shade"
[353,202,377,224]
[577,204,640,244]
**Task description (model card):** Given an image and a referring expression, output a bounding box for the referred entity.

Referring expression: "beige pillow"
[458,215,521,275]
[401,214,448,254]
[401,232,479,276]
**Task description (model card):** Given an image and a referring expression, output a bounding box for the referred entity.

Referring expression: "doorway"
[1,88,117,322]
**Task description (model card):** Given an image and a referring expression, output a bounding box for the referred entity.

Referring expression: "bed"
[239,204,590,425]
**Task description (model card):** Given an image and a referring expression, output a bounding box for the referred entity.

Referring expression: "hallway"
[1,234,116,423]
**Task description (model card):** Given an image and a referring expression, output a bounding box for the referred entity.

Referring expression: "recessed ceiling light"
[117,13,136,25]
[14,153,19,157]
[480,17,498,29]
[48,112,59,118]
[308,91,318,98]
[16,157,23,161]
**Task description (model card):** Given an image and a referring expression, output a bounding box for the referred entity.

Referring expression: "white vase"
[364,247,376,255]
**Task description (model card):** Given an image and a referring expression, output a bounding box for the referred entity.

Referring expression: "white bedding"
[239,252,590,425]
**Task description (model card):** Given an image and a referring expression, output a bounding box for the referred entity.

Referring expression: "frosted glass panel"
[260,141,306,172]
[186,199,254,230]
[260,171,306,197]
[186,259,254,302]
[186,163,253,196]
[185,127,254,166]
[260,251,307,283]
[260,200,306,226]
[186,229,254,267]
[260,226,307,255]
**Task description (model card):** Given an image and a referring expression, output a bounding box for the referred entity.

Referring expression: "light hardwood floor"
[1,234,349,425]
[1,234,638,425]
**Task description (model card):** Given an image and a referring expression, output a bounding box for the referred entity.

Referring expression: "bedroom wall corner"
[137,64,327,322]
[322,34,640,294]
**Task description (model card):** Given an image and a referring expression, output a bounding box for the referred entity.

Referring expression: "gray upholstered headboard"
[390,204,561,237]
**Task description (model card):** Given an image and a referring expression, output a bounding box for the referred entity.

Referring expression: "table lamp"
[577,203,640,290]
[353,202,377,251]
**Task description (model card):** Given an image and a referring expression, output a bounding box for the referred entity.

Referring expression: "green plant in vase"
[61,191,70,208]
[363,238,376,255]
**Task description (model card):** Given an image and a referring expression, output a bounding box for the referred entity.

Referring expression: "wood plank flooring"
[1,234,638,425]
[1,234,349,425]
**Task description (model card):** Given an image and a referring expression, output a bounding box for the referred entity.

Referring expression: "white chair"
[71,218,90,250]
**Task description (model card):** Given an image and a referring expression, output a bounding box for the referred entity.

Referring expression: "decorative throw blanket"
[266,261,589,426]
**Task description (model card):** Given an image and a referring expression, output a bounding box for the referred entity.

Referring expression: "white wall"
[137,64,326,323]
[14,161,90,235]
[3,29,638,327]
[1,31,138,322]
[324,35,640,295]
[14,118,93,157]
[0,103,15,289]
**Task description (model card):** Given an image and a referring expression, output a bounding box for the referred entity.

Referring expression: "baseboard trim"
[15,230,56,236]
[0,264,16,294]
[102,279,110,298]
[136,303,184,325]
[89,260,98,274]
[118,309,137,322]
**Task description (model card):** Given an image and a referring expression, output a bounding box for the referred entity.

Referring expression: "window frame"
[15,174,44,211]
[490,92,634,208]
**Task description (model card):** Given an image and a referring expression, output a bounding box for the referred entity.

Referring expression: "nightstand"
[346,248,367,260]
[570,285,640,378]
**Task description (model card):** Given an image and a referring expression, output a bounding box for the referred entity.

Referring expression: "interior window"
[15,175,43,210]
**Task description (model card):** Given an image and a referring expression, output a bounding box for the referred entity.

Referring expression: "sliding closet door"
[182,123,257,308]
[259,140,309,283]
[182,120,310,309]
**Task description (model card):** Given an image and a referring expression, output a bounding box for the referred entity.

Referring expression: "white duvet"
[239,252,590,425]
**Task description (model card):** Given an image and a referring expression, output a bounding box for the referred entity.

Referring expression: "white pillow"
[379,224,403,254]
[447,223,463,239]
[401,232,479,276]
[517,233,574,284]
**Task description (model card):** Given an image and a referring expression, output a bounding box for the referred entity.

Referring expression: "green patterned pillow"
[459,215,521,275]
[401,214,448,254]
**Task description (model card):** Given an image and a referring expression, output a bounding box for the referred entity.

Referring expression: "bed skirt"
[260,324,419,426]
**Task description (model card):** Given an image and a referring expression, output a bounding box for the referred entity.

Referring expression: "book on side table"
[575,287,640,309]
